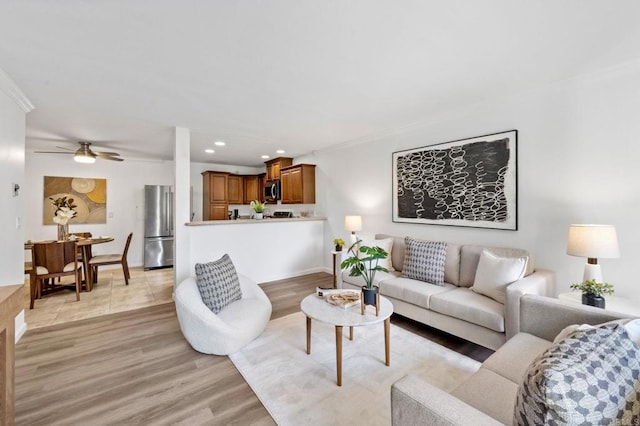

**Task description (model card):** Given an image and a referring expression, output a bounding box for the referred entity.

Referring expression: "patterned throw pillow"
[195,254,243,314]
[401,237,447,286]
[514,324,640,425]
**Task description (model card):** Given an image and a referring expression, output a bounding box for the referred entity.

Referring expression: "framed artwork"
[43,176,107,224]
[392,130,517,230]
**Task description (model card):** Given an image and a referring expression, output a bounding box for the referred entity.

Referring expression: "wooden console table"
[0,285,22,426]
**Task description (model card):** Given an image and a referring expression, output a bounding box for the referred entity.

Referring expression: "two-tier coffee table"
[300,293,394,386]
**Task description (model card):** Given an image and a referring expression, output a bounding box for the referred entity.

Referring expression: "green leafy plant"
[333,238,345,247]
[340,239,388,290]
[570,279,615,297]
[249,200,266,213]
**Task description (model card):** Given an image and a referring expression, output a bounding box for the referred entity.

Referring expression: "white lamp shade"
[566,224,620,259]
[344,215,362,233]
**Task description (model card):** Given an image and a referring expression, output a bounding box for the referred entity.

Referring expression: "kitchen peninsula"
[186,216,327,283]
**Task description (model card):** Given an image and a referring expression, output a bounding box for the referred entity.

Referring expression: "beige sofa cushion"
[459,245,533,287]
[430,287,505,332]
[482,332,552,383]
[451,368,518,425]
[380,277,456,310]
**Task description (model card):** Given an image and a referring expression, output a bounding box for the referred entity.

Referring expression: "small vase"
[582,294,605,309]
[254,212,264,219]
[57,223,69,241]
[335,245,343,252]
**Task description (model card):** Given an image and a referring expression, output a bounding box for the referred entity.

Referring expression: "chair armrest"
[504,269,555,339]
[238,273,270,305]
[391,375,503,426]
[519,294,634,341]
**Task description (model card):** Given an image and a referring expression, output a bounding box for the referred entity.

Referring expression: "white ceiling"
[1,1,639,166]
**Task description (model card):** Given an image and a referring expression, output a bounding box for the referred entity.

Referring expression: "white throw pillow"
[471,250,528,304]
[356,236,395,272]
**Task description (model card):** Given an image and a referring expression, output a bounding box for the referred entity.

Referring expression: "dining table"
[25,236,115,292]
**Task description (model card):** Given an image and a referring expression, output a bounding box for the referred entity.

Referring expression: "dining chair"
[89,232,133,285]
[31,241,82,308]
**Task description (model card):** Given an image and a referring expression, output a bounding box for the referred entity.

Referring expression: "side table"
[558,292,640,316]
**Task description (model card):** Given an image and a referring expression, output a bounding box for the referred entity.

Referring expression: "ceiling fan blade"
[99,155,124,162]
[34,150,73,154]
[55,146,76,151]
[94,150,120,156]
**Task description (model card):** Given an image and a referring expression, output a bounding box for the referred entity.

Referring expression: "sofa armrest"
[519,294,634,341]
[391,375,503,426]
[504,269,555,339]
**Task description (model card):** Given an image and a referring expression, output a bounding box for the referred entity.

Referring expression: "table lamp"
[344,215,362,245]
[566,224,620,282]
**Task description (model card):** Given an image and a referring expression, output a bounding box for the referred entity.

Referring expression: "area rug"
[229,312,481,425]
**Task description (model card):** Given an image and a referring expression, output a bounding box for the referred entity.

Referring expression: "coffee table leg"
[335,325,343,386]
[384,317,390,366]
[306,316,311,354]
[349,326,353,341]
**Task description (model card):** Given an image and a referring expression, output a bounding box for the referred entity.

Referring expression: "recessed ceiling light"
[205,149,215,154]
[214,141,226,146]
[276,149,285,154]
[261,155,270,159]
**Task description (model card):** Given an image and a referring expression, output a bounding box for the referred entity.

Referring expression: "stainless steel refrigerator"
[144,185,174,269]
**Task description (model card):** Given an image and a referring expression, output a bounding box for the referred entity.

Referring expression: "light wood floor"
[15,272,493,425]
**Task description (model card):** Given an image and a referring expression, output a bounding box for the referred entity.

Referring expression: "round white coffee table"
[300,293,394,386]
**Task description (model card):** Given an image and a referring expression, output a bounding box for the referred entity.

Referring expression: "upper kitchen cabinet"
[227,175,244,204]
[202,171,228,220]
[265,157,293,181]
[281,164,316,204]
[243,175,260,204]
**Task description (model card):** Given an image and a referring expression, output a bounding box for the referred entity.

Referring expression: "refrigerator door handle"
[169,191,174,233]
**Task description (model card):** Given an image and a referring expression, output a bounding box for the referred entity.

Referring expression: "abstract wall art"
[43,176,107,224]
[392,130,517,230]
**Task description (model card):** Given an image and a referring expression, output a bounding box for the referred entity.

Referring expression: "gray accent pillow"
[401,237,447,286]
[195,254,242,314]
[514,324,640,425]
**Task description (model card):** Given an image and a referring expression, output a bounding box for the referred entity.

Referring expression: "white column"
[173,127,191,287]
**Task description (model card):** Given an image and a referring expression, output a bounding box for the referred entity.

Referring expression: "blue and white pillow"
[401,237,447,286]
[195,254,242,314]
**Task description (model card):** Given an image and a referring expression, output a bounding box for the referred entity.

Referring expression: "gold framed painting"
[43,176,107,225]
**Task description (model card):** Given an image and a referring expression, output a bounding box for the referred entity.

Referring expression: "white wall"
[24,155,174,267]
[0,68,33,341]
[315,62,640,299]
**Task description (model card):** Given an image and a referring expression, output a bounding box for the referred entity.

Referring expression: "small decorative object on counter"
[249,200,266,219]
[50,195,77,240]
[333,238,345,252]
[340,239,388,316]
[570,278,614,309]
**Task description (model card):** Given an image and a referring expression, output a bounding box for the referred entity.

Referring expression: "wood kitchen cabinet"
[202,171,228,220]
[227,175,244,204]
[281,164,316,204]
[243,175,260,203]
[265,157,293,181]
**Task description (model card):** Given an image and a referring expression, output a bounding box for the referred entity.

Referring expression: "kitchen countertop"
[186,216,327,226]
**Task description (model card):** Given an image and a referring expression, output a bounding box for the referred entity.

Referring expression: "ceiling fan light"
[74,152,96,163]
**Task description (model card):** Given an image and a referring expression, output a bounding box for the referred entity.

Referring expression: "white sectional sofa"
[337,234,555,350]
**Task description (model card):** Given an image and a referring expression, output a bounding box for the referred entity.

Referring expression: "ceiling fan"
[35,141,124,163]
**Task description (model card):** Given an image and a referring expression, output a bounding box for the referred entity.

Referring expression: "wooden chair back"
[121,232,133,260]
[32,241,78,275]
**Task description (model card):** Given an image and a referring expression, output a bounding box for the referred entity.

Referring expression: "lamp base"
[583,263,602,283]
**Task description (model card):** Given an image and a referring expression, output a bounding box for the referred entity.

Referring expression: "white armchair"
[174,273,272,355]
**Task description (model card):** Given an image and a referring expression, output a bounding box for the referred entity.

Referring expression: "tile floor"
[22,266,175,329]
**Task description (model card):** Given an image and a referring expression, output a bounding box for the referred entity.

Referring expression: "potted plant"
[333,238,345,252]
[250,200,266,219]
[570,278,614,309]
[340,240,388,308]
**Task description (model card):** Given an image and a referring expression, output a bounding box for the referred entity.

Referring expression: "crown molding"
[0,68,34,113]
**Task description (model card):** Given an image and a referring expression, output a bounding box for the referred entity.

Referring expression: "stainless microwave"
[264,180,281,201]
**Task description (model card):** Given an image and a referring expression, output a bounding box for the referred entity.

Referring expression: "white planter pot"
[254,212,264,219]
